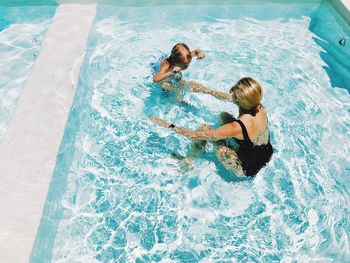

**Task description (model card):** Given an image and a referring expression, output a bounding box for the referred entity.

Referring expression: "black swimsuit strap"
[233,119,251,141]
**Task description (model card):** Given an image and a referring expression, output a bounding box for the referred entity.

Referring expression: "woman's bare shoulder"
[238,114,254,128]
[238,110,266,139]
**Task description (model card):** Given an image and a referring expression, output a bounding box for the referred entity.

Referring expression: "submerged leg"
[189,124,212,157]
[161,81,173,91]
[161,78,188,103]
[172,124,212,171]
[174,81,188,103]
[215,143,244,176]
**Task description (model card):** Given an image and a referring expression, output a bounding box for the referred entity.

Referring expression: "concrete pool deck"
[0,0,349,262]
[0,4,96,262]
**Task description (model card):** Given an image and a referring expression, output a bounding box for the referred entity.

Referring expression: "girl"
[153,43,205,84]
[152,43,231,101]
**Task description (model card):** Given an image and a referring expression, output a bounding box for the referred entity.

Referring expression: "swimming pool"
[31,1,350,262]
[0,6,56,141]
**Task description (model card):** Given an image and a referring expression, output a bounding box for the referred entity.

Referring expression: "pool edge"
[0,4,96,263]
[329,0,350,25]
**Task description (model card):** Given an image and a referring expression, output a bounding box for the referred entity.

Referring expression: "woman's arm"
[188,81,232,101]
[149,117,240,141]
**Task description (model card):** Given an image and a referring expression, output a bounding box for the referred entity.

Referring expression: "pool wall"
[0,0,349,262]
[0,4,96,262]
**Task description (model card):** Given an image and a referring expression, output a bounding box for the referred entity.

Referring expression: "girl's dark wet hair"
[167,43,191,66]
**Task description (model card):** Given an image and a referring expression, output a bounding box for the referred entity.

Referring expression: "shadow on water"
[309,2,350,92]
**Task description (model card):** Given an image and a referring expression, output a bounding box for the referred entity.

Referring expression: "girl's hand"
[171,66,182,73]
[197,51,205,59]
[149,117,170,128]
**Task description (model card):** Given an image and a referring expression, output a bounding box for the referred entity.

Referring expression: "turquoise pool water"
[33,2,350,262]
[0,6,56,140]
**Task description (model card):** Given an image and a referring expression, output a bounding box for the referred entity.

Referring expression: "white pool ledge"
[331,0,350,25]
[0,4,96,262]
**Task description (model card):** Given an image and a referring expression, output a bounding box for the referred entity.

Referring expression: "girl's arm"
[149,117,240,141]
[191,49,205,59]
[153,61,181,83]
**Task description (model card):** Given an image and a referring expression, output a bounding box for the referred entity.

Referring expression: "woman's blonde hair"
[230,77,263,116]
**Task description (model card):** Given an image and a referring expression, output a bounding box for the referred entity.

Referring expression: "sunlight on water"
[0,6,56,141]
[34,3,350,262]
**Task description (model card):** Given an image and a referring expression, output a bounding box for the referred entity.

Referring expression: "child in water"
[152,43,231,101]
[153,43,205,84]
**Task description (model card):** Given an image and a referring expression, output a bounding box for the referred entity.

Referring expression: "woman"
[150,77,273,177]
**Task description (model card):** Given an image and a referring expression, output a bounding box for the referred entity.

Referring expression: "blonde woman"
[150,77,273,177]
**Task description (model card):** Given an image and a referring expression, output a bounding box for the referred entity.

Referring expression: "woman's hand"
[149,117,171,128]
[149,117,228,141]
[150,117,197,140]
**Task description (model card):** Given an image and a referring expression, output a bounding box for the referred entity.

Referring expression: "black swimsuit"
[226,118,273,177]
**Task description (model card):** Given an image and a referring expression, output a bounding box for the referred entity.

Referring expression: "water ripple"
[43,3,350,262]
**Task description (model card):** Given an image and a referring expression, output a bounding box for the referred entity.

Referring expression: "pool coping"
[330,0,350,25]
[0,4,96,263]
